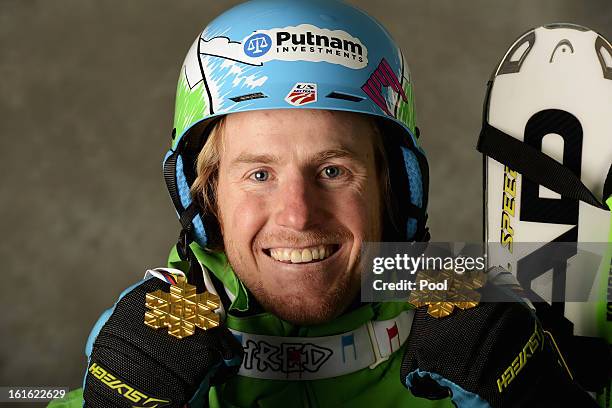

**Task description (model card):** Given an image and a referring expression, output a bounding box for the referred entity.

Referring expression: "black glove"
[83,276,243,408]
[400,284,597,407]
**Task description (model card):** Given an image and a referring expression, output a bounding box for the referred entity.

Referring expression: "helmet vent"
[229,92,268,103]
[326,91,364,103]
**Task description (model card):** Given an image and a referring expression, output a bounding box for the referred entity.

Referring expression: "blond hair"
[190,117,226,250]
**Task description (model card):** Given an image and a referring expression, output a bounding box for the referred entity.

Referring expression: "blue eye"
[251,170,269,182]
[322,166,342,178]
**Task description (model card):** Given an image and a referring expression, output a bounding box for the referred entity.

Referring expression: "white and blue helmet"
[164,0,429,248]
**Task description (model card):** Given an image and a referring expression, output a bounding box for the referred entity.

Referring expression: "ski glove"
[400,283,597,407]
[82,276,243,408]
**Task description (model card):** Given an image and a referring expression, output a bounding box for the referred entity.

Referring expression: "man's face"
[216,109,382,325]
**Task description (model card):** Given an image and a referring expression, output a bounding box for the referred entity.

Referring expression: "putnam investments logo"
[243,24,368,69]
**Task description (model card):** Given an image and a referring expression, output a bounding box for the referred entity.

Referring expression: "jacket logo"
[243,340,333,375]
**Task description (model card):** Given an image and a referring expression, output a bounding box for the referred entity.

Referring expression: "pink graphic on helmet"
[361,58,407,117]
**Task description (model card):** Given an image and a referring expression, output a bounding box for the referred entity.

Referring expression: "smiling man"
[205,109,383,325]
[52,1,599,407]
[70,1,437,406]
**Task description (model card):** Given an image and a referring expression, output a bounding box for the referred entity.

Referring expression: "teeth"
[301,249,312,262]
[311,248,319,260]
[269,245,334,263]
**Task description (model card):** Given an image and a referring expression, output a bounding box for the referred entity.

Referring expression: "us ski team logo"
[285,83,317,106]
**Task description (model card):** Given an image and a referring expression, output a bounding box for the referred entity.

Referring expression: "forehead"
[220,109,378,159]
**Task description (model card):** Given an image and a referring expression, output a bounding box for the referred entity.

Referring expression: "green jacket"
[49,243,453,407]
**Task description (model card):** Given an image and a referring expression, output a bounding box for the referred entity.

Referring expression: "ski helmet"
[163,0,429,249]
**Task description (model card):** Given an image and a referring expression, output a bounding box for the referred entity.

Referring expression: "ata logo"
[285,82,317,106]
[243,340,333,376]
[144,275,220,339]
[244,33,272,57]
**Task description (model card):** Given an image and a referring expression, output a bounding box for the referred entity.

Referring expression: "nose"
[273,172,319,231]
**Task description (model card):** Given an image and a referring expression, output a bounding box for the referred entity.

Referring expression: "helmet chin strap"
[164,126,207,293]
[175,201,233,312]
[175,203,206,293]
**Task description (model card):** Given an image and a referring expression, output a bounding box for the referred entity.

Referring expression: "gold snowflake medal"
[144,275,220,339]
[408,269,486,318]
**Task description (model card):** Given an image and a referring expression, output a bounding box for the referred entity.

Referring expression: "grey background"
[1,0,610,394]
